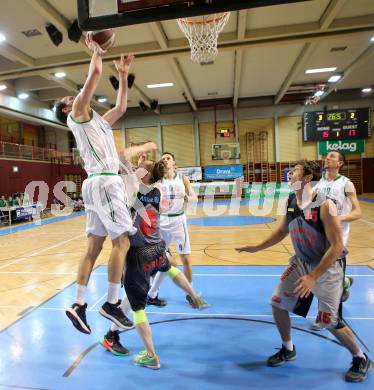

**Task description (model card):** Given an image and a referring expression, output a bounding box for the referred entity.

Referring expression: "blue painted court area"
[359,196,374,203]
[0,265,373,390]
[188,216,275,226]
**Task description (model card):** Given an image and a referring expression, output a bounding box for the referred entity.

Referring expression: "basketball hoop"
[221,150,231,163]
[177,12,230,64]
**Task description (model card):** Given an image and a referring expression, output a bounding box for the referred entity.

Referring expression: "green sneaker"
[134,351,160,369]
[345,353,373,382]
[267,345,297,367]
[187,293,209,310]
[342,276,353,302]
[100,331,130,357]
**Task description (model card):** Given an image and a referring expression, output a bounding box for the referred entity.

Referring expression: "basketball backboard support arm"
[78,0,311,31]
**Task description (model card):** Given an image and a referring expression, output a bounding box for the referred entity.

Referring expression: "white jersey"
[67,110,119,175]
[314,173,353,246]
[160,173,186,216]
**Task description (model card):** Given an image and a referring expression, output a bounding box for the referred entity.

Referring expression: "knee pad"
[166,266,180,280]
[133,310,147,325]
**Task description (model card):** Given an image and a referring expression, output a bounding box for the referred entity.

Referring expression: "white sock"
[282,340,294,351]
[107,282,120,304]
[118,297,131,316]
[353,350,365,359]
[148,272,166,299]
[76,284,86,306]
[110,323,121,332]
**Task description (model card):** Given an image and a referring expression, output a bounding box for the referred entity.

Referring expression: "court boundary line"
[0,384,50,390]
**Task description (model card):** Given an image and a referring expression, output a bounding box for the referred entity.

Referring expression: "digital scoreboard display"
[303,108,371,141]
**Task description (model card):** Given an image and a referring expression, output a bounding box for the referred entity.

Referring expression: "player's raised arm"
[103,54,135,126]
[182,175,198,202]
[72,33,105,120]
[119,142,157,163]
[340,181,362,223]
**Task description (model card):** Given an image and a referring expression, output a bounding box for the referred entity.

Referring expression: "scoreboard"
[303,108,371,141]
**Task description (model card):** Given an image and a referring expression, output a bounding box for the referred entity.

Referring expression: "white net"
[177,12,230,64]
[221,150,232,163]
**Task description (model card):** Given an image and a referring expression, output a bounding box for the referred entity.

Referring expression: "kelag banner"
[318,139,365,154]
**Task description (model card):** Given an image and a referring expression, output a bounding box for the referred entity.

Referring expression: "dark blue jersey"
[130,185,162,248]
[286,193,342,265]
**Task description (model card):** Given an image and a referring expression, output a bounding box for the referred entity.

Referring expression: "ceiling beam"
[38,87,72,101]
[0,21,373,83]
[42,74,111,110]
[26,0,112,111]
[321,45,374,100]
[169,59,197,111]
[0,43,35,67]
[149,21,197,111]
[27,0,93,56]
[133,84,160,115]
[105,63,160,114]
[274,0,347,104]
[26,0,70,35]
[233,10,247,107]
[15,77,58,92]
[319,0,348,30]
[1,45,35,68]
[149,22,169,50]
[0,13,372,78]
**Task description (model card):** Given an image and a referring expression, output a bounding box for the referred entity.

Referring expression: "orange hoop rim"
[177,12,230,25]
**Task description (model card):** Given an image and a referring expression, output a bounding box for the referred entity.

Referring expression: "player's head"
[138,160,166,184]
[54,96,76,123]
[290,160,322,185]
[325,151,345,171]
[162,152,176,170]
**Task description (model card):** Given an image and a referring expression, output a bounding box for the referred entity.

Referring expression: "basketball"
[92,29,115,50]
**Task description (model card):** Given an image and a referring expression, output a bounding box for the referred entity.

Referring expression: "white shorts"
[160,213,191,255]
[82,175,136,240]
[271,256,344,329]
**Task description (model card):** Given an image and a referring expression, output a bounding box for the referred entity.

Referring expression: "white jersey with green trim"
[67,110,119,175]
[160,172,185,215]
[314,173,353,246]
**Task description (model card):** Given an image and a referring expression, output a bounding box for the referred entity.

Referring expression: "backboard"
[212,143,240,161]
[78,0,311,31]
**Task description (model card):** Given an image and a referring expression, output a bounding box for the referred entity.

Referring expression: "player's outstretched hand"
[114,53,135,75]
[235,245,258,253]
[85,32,106,55]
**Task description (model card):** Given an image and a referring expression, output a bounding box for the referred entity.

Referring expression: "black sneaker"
[345,353,373,382]
[186,294,194,307]
[342,276,354,303]
[99,300,134,329]
[267,345,297,367]
[65,303,91,334]
[146,295,167,307]
[100,330,130,356]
